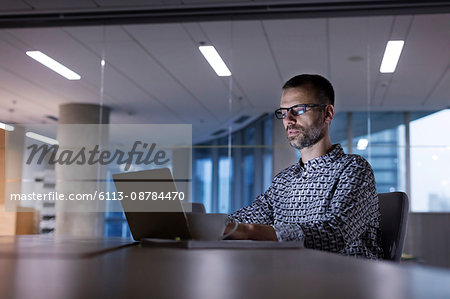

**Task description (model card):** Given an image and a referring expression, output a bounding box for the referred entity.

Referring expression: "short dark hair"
[282,74,334,106]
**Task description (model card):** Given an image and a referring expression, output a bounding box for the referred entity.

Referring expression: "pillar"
[55,103,110,237]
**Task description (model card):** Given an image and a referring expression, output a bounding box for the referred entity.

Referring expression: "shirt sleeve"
[273,157,379,251]
[227,183,275,225]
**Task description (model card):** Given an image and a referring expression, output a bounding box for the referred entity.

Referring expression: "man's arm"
[225,174,282,240]
[228,182,277,225]
[224,223,277,241]
[225,194,278,240]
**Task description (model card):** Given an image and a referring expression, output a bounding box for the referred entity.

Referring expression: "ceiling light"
[198,46,231,77]
[0,122,14,131]
[26,51,81,80]
[26,132,59,145]
[357,138,369,150]
[380,40,404,73]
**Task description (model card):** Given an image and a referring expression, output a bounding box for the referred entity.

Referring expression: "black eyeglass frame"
[274,104,327,119]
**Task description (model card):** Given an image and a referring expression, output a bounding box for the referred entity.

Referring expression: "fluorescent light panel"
[0,122,14,131]
[26,51,81,80]
[380,40,404,73]
[198,46,231,77]
[26,132,59,145]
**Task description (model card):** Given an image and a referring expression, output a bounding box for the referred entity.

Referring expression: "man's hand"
[224,223,278,241]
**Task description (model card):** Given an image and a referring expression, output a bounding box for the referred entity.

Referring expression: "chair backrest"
[378,192,409,262]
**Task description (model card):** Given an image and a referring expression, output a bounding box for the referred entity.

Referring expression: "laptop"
[112,168,303,249]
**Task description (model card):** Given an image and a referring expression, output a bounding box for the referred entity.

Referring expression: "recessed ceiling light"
[198,46,231,77]
[380,40,404,73]
[26,132,59,145]
[26,51,81,80]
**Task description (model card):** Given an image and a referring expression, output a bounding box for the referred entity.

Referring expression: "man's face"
[280,87,327,150]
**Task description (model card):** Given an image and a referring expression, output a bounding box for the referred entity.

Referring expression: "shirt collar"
[297,144,344,173]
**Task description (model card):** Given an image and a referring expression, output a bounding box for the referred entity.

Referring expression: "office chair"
[378,192,409,262]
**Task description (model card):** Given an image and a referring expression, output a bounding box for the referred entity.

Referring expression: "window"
[194,144,213,212]
[104,212,131,238]
[193,114,273,213]
[218,137,233,213]
[329,110,450,212]
[410,109,450,212]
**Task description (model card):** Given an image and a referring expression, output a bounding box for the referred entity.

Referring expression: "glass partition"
[1,12,449,238]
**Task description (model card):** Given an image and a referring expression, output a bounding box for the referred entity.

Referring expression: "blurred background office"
[0,1,449,268]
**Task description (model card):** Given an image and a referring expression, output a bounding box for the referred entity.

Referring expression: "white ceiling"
[0,3,449,142]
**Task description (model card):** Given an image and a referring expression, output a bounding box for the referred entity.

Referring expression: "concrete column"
[55,103,110,237]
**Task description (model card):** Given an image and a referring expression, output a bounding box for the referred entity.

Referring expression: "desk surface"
[0,236,449,299]
[0,235,135,258]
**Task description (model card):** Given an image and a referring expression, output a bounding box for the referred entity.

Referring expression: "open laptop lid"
[112,168,191,241]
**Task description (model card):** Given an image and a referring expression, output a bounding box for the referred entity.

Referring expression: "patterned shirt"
[228,144,383,259]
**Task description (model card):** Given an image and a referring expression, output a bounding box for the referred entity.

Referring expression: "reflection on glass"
[2,11,448,239]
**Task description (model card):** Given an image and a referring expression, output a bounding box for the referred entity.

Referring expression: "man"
[226,74,383,259]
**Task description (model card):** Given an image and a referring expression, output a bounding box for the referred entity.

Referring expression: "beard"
[287,122,324,150]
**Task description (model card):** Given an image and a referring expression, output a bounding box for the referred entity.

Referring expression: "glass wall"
[1,11,449,239]
[410,110,450,212]
[330,110,450,212]
[193,114,273,213]
[194,143,214,213]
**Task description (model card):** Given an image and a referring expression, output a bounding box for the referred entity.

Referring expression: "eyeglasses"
[274,104,326,119]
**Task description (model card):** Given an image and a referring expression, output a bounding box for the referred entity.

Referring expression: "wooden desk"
[0,236,449,299]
